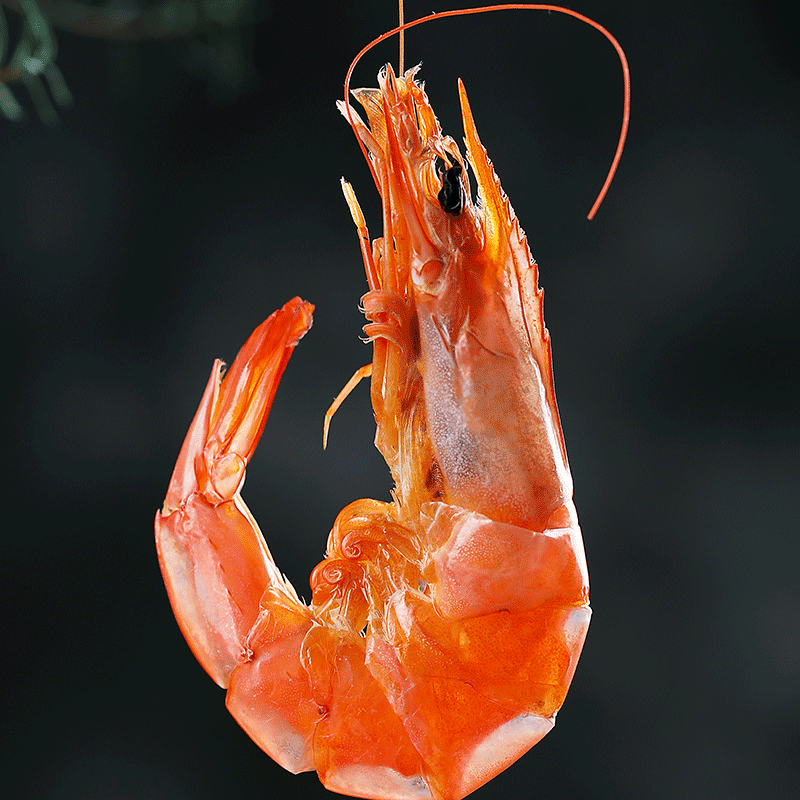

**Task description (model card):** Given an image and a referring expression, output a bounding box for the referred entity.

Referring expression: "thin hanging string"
[398,0,404,76]
[344,4,630,220]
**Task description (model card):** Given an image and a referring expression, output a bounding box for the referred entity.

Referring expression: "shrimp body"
[156,67,589,800]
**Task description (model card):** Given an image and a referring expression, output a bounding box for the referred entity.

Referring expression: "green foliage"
[1,0,72,122]
[0,0,263,122]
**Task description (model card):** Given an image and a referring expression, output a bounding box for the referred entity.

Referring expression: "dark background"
[4,1,798,798]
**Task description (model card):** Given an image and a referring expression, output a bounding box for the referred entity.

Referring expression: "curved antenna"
[344,4,630,220]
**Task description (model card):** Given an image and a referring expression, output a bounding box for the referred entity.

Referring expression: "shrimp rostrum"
[155,12,629,796]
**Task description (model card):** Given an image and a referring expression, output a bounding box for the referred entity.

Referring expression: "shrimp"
[155,6,629,800]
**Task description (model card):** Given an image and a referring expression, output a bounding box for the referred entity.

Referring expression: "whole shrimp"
[155,5,629,799]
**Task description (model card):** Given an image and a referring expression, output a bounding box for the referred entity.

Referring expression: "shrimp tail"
[155,298,313,688]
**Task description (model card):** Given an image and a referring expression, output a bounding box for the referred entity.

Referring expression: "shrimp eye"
[437,164,463,214]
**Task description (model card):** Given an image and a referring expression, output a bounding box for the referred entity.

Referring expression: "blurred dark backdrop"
[4,1,798,798]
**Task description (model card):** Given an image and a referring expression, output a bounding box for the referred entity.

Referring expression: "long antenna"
[344,4,631,220]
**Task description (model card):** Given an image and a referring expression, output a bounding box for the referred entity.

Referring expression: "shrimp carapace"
[339,66,571,534]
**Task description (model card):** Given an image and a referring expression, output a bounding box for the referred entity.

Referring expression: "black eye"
[437,164,463,214]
